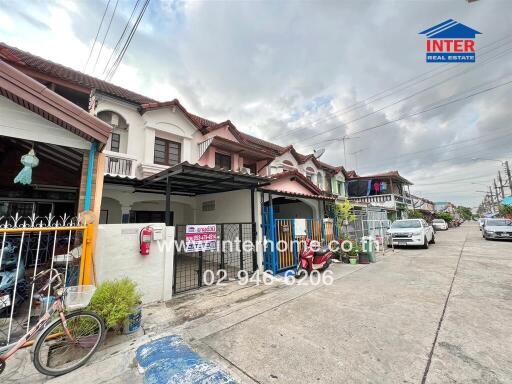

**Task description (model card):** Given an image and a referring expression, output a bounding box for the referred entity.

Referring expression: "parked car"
[387,219,435,248]
[482,219,512,240]
[432,219,448,231]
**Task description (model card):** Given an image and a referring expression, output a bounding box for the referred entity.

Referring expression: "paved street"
[3,222,511,383]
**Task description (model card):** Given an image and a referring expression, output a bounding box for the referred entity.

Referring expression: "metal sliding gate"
[262,208,336,274]
[173,223,256,294]
[0,214,89,346]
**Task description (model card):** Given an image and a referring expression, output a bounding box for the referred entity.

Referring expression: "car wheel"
[422,236,429,249]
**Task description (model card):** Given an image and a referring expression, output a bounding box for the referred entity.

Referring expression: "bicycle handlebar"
[31,269,63,295]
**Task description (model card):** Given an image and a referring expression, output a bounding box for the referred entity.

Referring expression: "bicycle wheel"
[33,310,106,376]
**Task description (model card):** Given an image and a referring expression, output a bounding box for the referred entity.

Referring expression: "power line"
[83,0,111,72]
[305,73,512,150]
[102,0,141,77]
[92,0,120,74]
[299,47,512,149]
[105,0,150,81]
[270,35,512,141]
[356,128,512,172]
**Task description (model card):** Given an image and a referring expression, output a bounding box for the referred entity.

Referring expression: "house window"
[110,133,120,152]
[317,172,323,188]
[305,167,315,182]
[202,200,215,212]
[337,181,345,195]
[243,163,257,174]
[154,138,181,166]
[215,153,231,170]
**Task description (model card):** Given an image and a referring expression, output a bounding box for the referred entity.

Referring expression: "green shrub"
[88,278,141,329]
[435,212,454,223]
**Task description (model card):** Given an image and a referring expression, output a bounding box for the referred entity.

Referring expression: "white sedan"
[387,219,435,248]
[432,219,448,231]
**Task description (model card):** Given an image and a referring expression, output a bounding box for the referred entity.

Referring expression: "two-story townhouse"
[347,171,414,220]
[0,42,419,290]
[411,195,435,221]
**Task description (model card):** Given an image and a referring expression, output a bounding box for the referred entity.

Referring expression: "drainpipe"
[84,141,97,211]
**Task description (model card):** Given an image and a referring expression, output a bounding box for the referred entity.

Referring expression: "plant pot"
[122,306,142,335]
[349,258,358,265]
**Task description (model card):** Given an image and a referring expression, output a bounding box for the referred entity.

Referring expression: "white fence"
[0,213,86,345]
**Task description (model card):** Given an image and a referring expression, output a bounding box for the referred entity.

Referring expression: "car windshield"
[391,220,421,228]
[433,219,444,223]
[486,219,512,226]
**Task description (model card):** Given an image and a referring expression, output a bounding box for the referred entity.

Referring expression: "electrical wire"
[102,0,141,77]
[83,0,111,72]
[297,47,512,149]
[304,73,512,151]
[105,0,150,81]
[269,34,512,141]
[92,0,120,74]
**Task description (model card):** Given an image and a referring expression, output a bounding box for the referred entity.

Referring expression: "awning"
[502,196,512,206]
[104,162,270,196]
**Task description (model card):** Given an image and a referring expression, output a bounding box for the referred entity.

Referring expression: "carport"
[107,162,270,293]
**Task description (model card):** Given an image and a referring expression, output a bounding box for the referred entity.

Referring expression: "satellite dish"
[314,148,325,159]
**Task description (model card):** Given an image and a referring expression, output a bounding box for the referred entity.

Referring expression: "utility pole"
[494,179,500,203]
[489,186,496,213]
[498,171,505,199]
[505,161,512,196]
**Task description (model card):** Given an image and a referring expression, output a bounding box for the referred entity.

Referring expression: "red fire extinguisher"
[139,226,153,256]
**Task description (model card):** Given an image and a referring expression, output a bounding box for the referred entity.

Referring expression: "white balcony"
[349,194,413,210]
[104,151,137,178]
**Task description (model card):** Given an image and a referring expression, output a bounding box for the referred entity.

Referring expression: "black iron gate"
[173,223,256,294]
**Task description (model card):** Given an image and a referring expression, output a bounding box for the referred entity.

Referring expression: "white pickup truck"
[387,219,435,248]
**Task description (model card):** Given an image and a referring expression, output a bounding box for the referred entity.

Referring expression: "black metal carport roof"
[104,162,271,196]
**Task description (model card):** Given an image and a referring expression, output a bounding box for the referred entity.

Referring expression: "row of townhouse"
[0,42,423,295]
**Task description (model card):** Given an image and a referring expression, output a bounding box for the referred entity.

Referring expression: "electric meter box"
[152,225,164,240]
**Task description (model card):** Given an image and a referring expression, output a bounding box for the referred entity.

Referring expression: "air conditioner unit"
[239,167,251,174]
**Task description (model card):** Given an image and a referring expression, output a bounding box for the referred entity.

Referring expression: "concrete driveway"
[4,223,510,383]
[169,223,511,383]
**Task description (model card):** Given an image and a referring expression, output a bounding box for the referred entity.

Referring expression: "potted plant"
[88,278,142,334]
[347,240,360,265]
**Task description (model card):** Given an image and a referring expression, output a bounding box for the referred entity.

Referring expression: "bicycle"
[0,269,106,376]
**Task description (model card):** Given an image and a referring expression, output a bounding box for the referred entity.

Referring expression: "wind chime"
[14,146,39,185]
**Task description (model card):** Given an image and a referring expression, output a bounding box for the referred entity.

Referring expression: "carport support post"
[165,175,172,226]
[251,188,257,270]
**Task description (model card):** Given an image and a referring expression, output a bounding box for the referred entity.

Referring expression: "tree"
[499,204,512,218]
[456,206,473,221]
[436,212,454,223]
[407,209,425,219]
[335,200,357,224]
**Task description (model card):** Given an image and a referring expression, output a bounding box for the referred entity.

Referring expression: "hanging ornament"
[14,148,39,185]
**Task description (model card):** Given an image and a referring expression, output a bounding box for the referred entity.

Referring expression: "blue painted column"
[84,141,97,211]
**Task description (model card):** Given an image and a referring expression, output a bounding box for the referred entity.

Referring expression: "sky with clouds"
[1,0,511,208]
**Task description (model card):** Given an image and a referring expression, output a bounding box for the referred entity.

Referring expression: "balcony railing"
[104,151,137,178]
[349,194,413,209]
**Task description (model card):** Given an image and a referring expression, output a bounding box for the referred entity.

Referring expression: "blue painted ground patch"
[136,335,236,384]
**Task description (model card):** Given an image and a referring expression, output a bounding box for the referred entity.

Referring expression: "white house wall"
[195,190,252,224]
[0,96,90,150]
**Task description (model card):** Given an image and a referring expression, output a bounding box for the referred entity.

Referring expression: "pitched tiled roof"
[0,59,112,147]
[271,169,323,195]
[0,42,156,105]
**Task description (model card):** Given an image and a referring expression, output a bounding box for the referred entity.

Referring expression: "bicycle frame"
[0,269,67,362]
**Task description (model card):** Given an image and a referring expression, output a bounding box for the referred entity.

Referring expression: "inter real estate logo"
[419,19,481,63]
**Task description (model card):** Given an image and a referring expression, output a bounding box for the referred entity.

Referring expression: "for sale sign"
[185,224,217,252]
